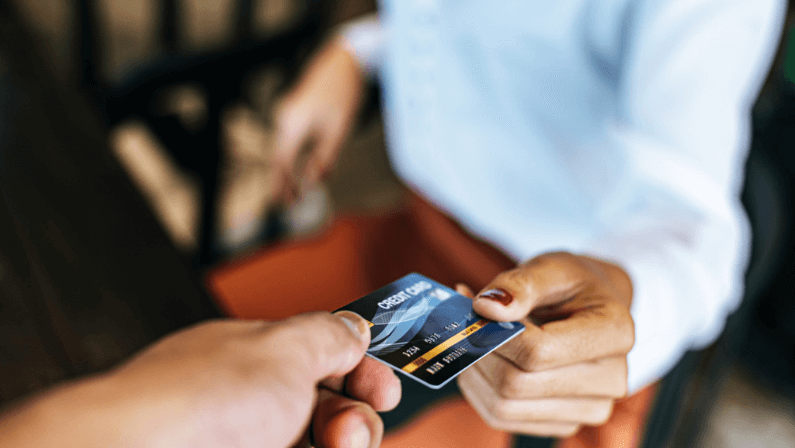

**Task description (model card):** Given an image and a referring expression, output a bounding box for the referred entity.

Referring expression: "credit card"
[336,273,525,389]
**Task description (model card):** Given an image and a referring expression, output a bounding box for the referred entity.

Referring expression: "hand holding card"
[457,252,634,437]
[336,273,525,389]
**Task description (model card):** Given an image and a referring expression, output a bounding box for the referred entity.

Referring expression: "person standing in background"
[250,0,787,446]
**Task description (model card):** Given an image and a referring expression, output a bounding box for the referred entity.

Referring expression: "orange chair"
[208,195,658,448]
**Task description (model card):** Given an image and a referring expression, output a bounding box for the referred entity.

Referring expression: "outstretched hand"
[456,252,634,437]
[0,312,401,448]
[272,39,365,203]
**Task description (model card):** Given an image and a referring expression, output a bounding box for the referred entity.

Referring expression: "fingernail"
[333,311,369,340]
[349,422,370,448]
[477,288,513,306]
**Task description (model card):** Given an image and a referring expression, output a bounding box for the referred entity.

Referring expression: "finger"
[320,375,346,394]
[496,300,634,371]
[275,169,300,204]
[455,283,475,298]
[312,389,384,448]
[273,96,313,171]
[344,358,402,412]
[304,117,348,186]
[319,357,401,412]
[458,367,613,428]
[474,353,628,399]
[273,98,314,197]
[304,153,328,188]
[266,312,370,383]
[472,252,590,322]
[459,373,580,437]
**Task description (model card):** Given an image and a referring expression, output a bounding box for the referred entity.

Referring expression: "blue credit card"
[336,273,525,389]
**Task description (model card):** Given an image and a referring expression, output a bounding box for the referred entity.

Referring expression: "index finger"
[472,252,591,322]
[319,357,402,413]
[272,97,312,173]
[472,252,633,322]
[496,299,634,372]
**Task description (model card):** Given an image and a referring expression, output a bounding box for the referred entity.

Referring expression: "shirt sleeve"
[582,0,786,392]
[337,13,385,77]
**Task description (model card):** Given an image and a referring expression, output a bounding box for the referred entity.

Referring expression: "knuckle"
[487,417,512,433]
[292,311,335,328]
[510,345,536,371]
[524,336,557,371]
[474,402,503,430]
[256,323,293,351]
[489,399,514,422]
[617,317,635,353]
[206,340,264,385]
[492,269,522,288]
[496,367,525,399]
[534,251,577,269]
[227,356,261,385]
[497,378,519,398]
[603,302,635,353]
[507,333,547,371]
[550,250,578,262]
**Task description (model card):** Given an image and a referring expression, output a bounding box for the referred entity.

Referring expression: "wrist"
[0,373,188,448]
[314,39,367,123]
[0,375,121,448]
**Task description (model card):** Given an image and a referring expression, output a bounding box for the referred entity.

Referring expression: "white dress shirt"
[340,0,786,392]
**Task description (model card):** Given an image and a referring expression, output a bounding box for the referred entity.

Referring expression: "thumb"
[278,311,371,384]
[472,283,529,323]
[472,253,586,322]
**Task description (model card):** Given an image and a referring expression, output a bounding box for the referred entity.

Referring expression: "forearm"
[0,377,125,448]
[0,374,190,448]
[1,315,387,448]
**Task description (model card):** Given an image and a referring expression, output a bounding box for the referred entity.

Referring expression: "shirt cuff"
[337,13,384,78]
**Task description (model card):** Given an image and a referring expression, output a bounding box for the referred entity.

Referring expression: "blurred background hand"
[272,39,365,203]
